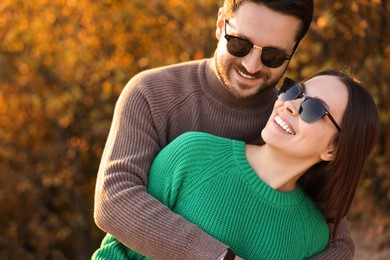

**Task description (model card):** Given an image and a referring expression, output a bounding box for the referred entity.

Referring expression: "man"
[94,1,354,259]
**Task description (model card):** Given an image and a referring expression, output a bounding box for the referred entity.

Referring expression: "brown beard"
[215,55,276,99]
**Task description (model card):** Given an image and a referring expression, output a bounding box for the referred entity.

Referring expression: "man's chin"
[228,85,259,99]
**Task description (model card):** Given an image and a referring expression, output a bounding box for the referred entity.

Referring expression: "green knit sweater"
[94,132,329,260]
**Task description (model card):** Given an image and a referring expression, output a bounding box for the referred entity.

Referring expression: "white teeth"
[275,115,295,135]
[237,69,255,79]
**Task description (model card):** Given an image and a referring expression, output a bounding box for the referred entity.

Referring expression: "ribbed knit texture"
[94,58,354,259]
[94,132,329,260]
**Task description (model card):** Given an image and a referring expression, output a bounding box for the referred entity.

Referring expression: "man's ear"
[320,146,335,161]
[216,8,225,40]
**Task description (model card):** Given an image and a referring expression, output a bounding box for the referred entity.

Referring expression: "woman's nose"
[283,99,301,116]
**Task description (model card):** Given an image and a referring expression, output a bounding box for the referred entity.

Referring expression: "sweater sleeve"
[308,217,354,260]
[93,76,228,259]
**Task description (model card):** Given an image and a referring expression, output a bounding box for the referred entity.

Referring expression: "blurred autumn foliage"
[0,0,389,259]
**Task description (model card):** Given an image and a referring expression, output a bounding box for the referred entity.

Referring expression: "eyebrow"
[301,82,331,111]
[225,20,251,40]
[225,19,289,52]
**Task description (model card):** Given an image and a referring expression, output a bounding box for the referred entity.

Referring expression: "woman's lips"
[274,115,296,135]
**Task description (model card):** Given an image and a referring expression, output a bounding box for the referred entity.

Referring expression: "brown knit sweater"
[94,58,354,259]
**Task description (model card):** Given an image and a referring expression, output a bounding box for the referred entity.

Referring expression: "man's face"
[215,2,301,99]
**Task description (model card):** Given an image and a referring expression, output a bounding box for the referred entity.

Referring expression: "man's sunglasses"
[278,77,342,132]
[224,19,297,68]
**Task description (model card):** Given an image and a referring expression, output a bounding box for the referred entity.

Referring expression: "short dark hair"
[222,0,314,43]
[299,69,380,241]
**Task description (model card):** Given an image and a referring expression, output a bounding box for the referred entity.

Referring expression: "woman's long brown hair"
[298,69,380,240]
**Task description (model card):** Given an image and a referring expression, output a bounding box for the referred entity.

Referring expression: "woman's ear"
[320,147,335,161]
[216,8,225,40]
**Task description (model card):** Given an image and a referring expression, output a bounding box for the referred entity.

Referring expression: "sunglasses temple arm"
[327,113,342,132]
[289,41,300,59]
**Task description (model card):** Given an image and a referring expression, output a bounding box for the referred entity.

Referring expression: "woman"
[93,69,379,259]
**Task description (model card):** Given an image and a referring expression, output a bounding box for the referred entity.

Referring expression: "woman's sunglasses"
[224,19,297,68]
[278,77,342,132]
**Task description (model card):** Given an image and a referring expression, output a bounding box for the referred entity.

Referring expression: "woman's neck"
[245,144,318,192]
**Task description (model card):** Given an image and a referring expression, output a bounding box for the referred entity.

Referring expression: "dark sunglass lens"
[299,98,325,123]
[226,36,252,57]
[278,83,301,101]
[261,48,288,68]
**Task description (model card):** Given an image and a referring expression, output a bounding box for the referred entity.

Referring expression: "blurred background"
[0,0,389,259]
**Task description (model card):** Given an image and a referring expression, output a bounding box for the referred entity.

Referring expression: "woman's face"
[261,75,348,163]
